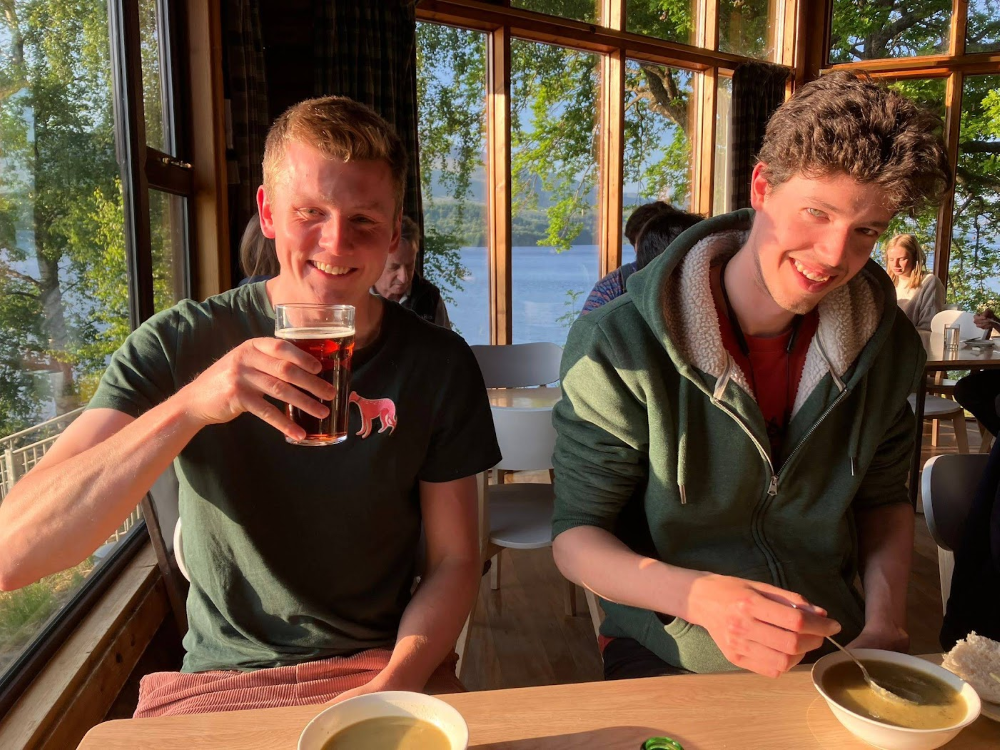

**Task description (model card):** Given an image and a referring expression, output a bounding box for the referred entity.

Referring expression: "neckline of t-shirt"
[249,282,394,369]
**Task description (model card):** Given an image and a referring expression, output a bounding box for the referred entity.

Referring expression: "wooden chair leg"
[489,552,501,590]
[584,588,603,640]
[455,591,478,681]
[953,416,970,453]
[564,580,577,616]
[979,422,994,454]
[931,418,941,447]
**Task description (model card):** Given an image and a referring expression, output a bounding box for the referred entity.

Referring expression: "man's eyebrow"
[805,196,890,228]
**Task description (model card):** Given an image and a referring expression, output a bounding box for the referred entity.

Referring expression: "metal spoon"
[823,636,920,705]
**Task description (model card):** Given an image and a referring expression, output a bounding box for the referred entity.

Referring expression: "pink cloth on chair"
[134,649,464,718]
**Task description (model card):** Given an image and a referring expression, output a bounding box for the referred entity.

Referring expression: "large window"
[827,1,1000,313]
[947,74,1000,310]
[0,0,190,704]
[829,0,951,64]
[511,41,601,344]
[416,23,490,345]
[414,3,785,345]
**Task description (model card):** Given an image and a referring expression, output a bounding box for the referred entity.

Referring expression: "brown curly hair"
[757,71,950,217]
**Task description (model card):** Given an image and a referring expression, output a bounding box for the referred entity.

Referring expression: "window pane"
[150,191,188,311]
[626,1,696,46]
[624,61,695,217]
[0,0,142,683]
[829,1,950,64]
[415,23,489,345]
[967,0,1000,53]
[511,0,597,23]
[719,0,776,60]
[947,74,1000,311]
[511,41,600,345]
[139,0,171,152]
[878,79,947,273]
[713,74,733,216]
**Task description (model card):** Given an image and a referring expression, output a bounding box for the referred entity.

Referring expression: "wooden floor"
[461,418,985,692]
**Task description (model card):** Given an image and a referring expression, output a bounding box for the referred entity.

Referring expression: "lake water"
[443,245,607,346]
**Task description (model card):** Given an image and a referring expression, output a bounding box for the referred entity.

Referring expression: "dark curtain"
[314,0,423,248]
[223,0,270,283]
[730,62,790,210]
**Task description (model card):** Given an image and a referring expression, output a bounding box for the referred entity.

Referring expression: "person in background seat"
[884,233,944,333]
[580,202,702,315]
[373,215,451,328]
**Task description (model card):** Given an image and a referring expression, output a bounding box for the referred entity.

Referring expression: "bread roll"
[943,632,1000,704]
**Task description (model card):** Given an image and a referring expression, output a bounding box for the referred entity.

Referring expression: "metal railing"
[0,408,143,540]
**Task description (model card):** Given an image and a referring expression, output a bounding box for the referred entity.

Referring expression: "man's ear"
[749,162,772,211]
[257,185,276,239]
[387,212,402,254]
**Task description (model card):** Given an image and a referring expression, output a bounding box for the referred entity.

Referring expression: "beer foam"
[275,326,355,340]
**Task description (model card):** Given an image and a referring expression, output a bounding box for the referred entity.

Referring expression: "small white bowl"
[812,649,981,750]
[298,691,469,750]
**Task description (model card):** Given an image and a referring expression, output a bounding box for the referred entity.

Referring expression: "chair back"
[471,343,563,389]
[491,406,557,472]
[922,453,987,552]
[930,310,979,340]
[143,465,189,632]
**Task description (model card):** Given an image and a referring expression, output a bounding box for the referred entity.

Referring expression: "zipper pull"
[768,475,779,496]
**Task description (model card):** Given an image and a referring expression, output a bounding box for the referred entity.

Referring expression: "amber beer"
[274,305,355,446]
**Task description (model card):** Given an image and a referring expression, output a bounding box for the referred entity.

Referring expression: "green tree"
[0,0,171,439]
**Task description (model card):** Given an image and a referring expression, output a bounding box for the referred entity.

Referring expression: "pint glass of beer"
[274,304,355,446]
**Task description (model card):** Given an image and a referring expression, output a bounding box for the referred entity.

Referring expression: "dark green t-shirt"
[88,283,500,672]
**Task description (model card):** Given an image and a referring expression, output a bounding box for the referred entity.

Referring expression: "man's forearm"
[379,555,480,691]
[552,525,703,621]
[856,501,914,634]
[0,399,202,590]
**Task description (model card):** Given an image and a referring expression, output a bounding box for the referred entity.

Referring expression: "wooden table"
[487,386,561,410]
[909,337,1000,505]
[78,667,1000,749]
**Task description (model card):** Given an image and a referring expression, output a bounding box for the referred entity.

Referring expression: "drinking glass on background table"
[274,303,355,446]
[945,324,961,352]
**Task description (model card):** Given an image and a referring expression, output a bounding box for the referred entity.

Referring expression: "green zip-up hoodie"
[552,208,925,673]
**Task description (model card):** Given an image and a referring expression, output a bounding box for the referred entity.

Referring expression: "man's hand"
[176,337,337,441]
[846,621,909,653]
[324,669,419,706]
[974,312,999,332]
[686,574,842,678]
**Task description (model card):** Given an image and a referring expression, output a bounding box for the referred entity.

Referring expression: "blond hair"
[262,96,407,211]
[884,233,927,291]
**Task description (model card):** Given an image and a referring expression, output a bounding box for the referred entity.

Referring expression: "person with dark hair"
[553,71,950,681]
[580,203,701,315]
[237,216,279,286]
[373,216,450,328]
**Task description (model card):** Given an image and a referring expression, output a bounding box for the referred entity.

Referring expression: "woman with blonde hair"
[885,233,945,332]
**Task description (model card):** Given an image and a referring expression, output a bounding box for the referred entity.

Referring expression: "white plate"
[963,339,995,349]
[982,699,1000,723]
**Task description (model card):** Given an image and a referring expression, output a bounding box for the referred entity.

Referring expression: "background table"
[487,386,561,410]
[79,665,1000,749]
[909,339,1000,505]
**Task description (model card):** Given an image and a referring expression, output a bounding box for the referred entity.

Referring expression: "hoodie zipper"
[711,356,851,590]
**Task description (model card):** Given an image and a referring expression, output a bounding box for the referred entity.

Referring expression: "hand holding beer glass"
[275,304,355,445]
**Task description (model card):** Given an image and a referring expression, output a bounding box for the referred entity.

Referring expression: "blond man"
[0,97,499,715]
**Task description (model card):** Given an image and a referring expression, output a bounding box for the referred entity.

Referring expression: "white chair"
[921,453,987,611]
[470,343,562,389]
[908,393,970,454]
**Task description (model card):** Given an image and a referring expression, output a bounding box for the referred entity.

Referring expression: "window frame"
[0,0,195,716]
[415,0,793,343]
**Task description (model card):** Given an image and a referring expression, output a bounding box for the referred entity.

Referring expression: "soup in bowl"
[812,649,981,750]
[299,691,469,750]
